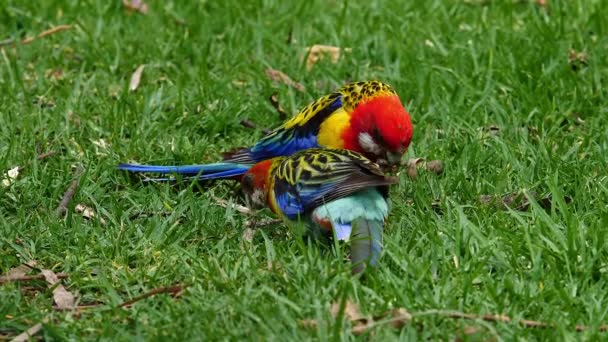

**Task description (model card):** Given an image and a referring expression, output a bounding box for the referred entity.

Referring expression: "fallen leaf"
[129,64,146,91]
[41,269,74,310]
[269,93,287,119]
[0,260,37,281]
[2,166,20,187]
[330,300,365,321]
[123,0,148,14]
[304,45,352,71]
[426,160,443,175]
[406,158,424,179]
[265,68,305,92]
[75,204,106,225]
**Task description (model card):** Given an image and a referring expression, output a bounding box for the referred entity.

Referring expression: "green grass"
[1,0,607,340]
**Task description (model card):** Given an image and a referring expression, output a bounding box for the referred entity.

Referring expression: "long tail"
[117,162,251,181]
[349,219,383,274]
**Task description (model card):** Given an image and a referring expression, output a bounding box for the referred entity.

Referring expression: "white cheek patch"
[358,132,383,155]
[251,189,266,207]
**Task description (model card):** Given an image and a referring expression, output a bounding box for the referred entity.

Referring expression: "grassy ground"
[1,0,607,340]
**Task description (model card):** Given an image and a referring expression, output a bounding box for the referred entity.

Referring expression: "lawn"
[1,0,607,340]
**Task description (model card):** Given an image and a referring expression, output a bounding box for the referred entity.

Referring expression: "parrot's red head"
[343,94,413,166]
[241,159,276,209]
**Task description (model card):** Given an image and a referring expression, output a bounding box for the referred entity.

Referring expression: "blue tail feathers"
[117,162,251,181]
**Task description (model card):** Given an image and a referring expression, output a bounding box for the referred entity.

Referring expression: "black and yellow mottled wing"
[224,81,397,164]
[271,148,397,219]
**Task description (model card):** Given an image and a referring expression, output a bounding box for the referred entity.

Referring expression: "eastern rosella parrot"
[118,81,413,181]
[241,148,397,274]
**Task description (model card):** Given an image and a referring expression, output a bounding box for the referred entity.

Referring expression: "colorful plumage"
[241,148,397,274]
[118,81,413,181]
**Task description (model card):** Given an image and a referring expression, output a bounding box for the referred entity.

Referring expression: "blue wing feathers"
[118,162,250,181]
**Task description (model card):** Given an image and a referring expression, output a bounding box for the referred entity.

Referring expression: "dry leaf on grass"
[75,204,107,225]
[304,45,352,71]
[123,0,148,14]
[129,64,146,91]
[406,158,424,179]
[41,269,74,310]
[405,158,443,178]
[0,260,37,282]
[2,166,20,187]
[330,300,366,322]
[426,160,443,175]
[265,68,305,92]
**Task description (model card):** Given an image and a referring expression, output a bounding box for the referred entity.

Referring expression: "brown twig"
[212,196,252,215]
[119,285,186,308]
[240,119,272,135]
[269,93,287,119]
[22,25,73,44]
[577,324,608,332]
[56,166,84,217]
[52,304,103,312]
[9,150,58,175]
[0,272,68,284]
[265,68,305,92]
[0,25,74,47]
[245,218,282,228]
[37,150,57,161]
